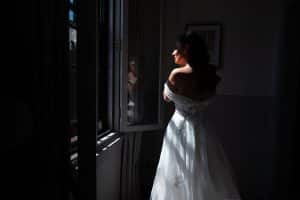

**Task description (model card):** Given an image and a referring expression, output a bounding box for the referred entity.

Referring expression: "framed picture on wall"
[185,23,222,69]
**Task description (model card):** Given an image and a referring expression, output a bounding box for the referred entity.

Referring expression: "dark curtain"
[121,133,142,200]
[273,0,299,199]
[5,1,69,200]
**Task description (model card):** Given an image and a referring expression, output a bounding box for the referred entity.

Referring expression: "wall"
[163,0,286,96]
[96,138,123,200]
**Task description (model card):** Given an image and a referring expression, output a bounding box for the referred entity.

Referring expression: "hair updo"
[176,30,221,94]
[176,31,210,66]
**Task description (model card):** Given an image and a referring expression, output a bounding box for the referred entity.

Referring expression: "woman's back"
[168,67,217,102]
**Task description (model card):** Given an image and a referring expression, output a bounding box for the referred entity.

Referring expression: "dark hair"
[176,30,221,94]
[176,30,210,66]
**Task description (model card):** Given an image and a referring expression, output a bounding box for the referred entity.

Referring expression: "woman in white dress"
[150,31,241,200]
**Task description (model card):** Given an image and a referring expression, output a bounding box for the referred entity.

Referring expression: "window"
[94,0,164,136]
[96,0,164,136]
[119,0,164,132]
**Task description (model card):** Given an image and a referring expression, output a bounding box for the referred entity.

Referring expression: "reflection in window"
[126,0,160,126]
[127,57,138,124]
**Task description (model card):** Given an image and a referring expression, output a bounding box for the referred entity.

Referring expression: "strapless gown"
[150,83,241,200]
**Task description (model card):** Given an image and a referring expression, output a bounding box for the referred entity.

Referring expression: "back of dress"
[150,83,241,200]
[163,82,211,117]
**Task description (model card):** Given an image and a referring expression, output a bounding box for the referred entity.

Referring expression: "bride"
[150,31,241,200]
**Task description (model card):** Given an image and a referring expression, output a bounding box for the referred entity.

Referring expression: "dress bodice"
[163,83,211,117]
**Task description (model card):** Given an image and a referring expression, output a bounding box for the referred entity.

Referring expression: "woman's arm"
[163,69,184,102]
[167,68,184,93]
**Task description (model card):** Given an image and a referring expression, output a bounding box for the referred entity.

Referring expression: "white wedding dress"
[150,83,241,200]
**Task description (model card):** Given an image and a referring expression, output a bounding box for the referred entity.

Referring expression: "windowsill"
[96,131,122,154]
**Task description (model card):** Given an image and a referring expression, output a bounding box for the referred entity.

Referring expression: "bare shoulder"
[167,68,188,92]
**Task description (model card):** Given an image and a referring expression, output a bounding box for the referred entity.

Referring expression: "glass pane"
[126,0,160,125]
[69,9,75,22]
[69,27,77,66]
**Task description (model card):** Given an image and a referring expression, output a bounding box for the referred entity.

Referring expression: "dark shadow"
[273,0,300,199]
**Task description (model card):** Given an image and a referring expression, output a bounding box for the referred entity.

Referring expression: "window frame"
[97,0,165,137]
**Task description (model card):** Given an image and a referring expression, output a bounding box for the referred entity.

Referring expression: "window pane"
[126,0,160,125]
[69,27,77,66]
[69,9,75,22]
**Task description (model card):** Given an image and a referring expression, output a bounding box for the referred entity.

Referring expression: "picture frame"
[185,23,222,68]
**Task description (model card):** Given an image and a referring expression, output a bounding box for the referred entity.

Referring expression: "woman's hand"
[163,92,170,102]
